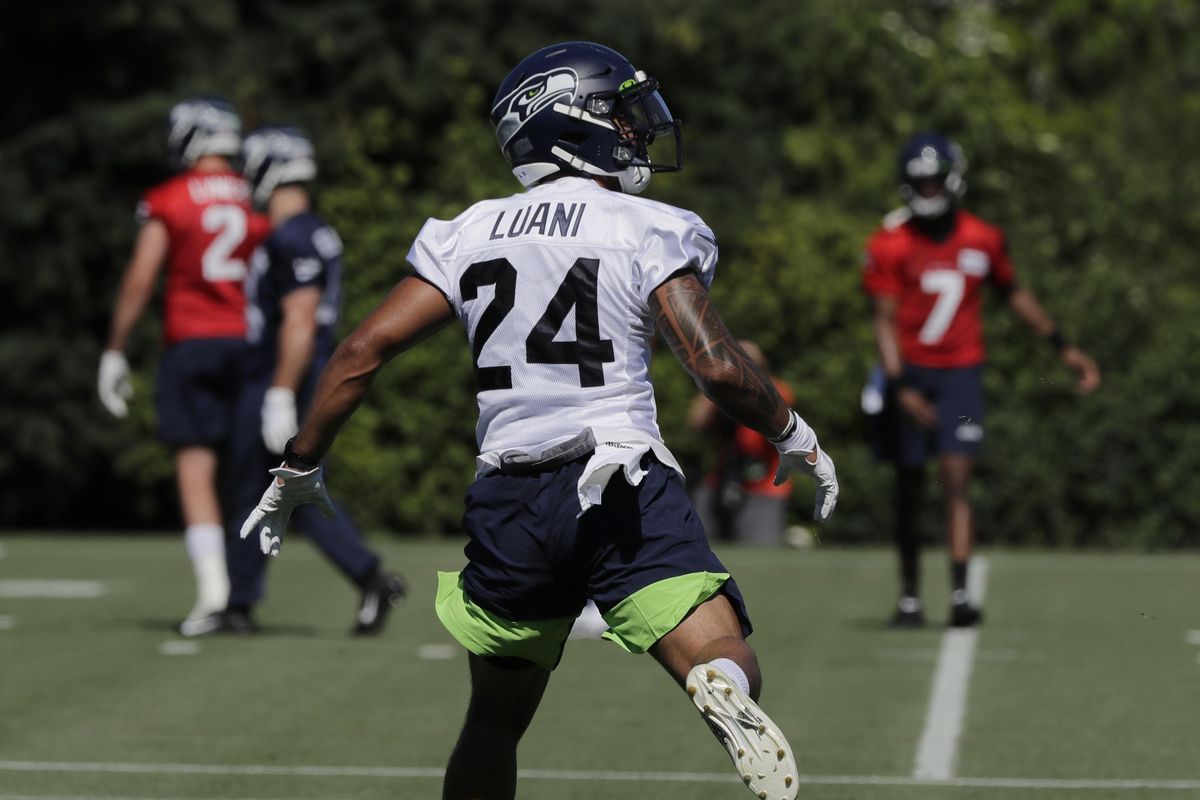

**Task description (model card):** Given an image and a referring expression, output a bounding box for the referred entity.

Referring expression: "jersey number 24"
[460,256,616,391]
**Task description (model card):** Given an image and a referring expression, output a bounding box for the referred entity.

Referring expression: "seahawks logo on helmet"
[493,68,577,150]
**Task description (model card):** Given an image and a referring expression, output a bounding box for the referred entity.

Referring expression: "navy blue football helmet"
[166,97,241,168]
[241,126,317,207]
[897,132,967,219]
[490,41,681,195]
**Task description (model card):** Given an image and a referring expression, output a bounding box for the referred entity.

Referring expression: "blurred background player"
[239,41,837,800]
[98,97,268,636]
[221,126,405,634]
[862,131,1101,628]
[688,340,794,546]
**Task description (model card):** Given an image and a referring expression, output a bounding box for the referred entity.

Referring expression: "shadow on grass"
[135,618,320,637]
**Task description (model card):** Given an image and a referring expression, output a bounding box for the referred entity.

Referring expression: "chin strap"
[541,147,651,195]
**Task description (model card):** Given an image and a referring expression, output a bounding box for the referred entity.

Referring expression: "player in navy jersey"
[863,132,1101,627]
[240,43,837,800]
[221,127,405,635]
[99,97,270,636]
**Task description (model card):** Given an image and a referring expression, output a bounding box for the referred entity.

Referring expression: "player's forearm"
[108,220,169,351]
[1007,288,1057,337]
[651,274,789,439]
[286,334,382,462]
[105,280,154,352]
[871,301,905,381]
[272,316,317,391]
[286,276,454,464]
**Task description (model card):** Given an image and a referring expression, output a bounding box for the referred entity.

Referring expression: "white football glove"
[239,464,335,557]
[772,410,840,523]
[97,350,133,418]
[261,387,298,454]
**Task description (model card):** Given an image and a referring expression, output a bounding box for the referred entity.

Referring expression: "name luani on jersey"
[405,177,718,458]
[488,201,586,240]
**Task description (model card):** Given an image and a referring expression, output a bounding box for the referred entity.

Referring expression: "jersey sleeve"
[634,208,718,303]
[273,225,333,295]
[861,230,900,297]
[247,212,273,252]
[406,217,460,306]
[134,184,168,224]
[988,229,1018,291]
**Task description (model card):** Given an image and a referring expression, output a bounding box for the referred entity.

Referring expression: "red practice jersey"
[862,209,1016,368]
[137,168,269,345]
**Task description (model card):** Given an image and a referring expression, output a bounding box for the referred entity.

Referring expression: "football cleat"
[219,607,260,636]
[889,595,926,629]
[686,663,798,800]
[949,602,983,628]
[177,610,223,638]
[352,570,407,635]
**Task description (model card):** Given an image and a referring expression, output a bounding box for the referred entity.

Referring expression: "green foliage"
[2,0,1196,546]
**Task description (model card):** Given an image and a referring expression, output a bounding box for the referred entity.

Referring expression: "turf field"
[1,534,1197,800]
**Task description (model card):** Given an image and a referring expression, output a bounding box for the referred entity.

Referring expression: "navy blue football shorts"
[894,364,985,465]
[436,455,752,670]
[155,338,249,447]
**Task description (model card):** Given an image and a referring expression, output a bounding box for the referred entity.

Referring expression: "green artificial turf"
[1,535,1197,799]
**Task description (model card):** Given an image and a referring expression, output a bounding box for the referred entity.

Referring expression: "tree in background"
[2,0,1198,546]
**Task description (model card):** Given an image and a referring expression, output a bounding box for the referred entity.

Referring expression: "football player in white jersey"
[240,42,838,800]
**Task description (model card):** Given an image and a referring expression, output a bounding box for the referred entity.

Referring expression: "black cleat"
[949,602,983,628]
[889,596,925,629]
[219,607,260,635]
[353,570,407,635]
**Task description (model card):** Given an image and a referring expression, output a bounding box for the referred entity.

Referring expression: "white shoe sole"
[178,612,222,638]
[686,663,798,800]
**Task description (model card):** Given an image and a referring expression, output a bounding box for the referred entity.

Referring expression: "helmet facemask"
[590,75,682,193]
[898,140,967,219]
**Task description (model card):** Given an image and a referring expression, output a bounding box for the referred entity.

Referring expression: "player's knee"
[941,478,970,502]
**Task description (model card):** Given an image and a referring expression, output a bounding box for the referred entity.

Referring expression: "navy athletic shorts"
[439,455,752,668]
[894,364,985,465]
[155,338,249,447]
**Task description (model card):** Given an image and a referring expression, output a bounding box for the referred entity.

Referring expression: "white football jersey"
[407,177,717,465]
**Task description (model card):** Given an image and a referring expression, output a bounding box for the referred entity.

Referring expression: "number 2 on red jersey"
[200,204,249,282]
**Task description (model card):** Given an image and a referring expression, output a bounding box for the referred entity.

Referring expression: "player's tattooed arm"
[650,272,790,439]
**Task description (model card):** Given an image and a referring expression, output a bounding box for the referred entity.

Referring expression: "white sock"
[708,657,751,697]
[185,524,228,615]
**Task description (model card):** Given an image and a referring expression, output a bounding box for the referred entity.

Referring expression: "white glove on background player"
[771,409,839,522]
[97,350,133,418]
[239,464,334,557]
[261,387,298,454]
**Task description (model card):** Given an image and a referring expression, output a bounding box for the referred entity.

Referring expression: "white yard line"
[913,556,989,780]
[0,580,105,599]
[0,760,1198,791]
[158,641,200,656]
[416,644,457,660]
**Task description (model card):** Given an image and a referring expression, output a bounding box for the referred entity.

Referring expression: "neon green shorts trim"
[434,570,730,670]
